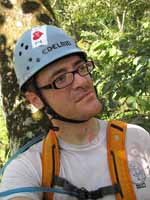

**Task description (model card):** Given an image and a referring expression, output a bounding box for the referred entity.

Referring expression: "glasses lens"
[87,61,94,72]
[78,61,93,76]
[55,73,73,88]
[54,61,94,89]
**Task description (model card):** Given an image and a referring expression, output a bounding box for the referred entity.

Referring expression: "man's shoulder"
[97,119,149,143]
[126,123,149,137]
[125,123,150,152]
[27,140,43,153]
[2,140,43,177]
[18,140,43,163]
[16,140,43,160]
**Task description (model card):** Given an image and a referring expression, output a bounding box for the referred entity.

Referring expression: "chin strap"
[46,107,88,124]
[32,78,89,127]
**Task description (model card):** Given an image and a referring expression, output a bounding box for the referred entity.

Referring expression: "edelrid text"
[42,41,72,54]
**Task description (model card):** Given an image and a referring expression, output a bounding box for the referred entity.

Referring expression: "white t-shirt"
[0,120,150,200]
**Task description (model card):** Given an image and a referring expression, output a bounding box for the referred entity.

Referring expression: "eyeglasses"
[38,61,94,90]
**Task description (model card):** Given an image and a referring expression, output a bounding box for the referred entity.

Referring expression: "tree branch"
[38,0,59,25]
[52,0,58,8]
[120,9,126,32]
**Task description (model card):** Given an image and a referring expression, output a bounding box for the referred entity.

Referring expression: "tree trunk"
[0,0,58,156]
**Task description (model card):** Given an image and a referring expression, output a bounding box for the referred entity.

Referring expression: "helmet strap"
[32,78,88,128]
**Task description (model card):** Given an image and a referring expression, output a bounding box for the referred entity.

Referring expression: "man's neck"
[52,117,100,145]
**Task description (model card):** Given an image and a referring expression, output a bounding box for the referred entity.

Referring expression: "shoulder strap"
[107,120,137,200]
[42,130,60,200]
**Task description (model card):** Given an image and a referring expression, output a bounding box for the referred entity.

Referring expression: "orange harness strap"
[42,120,137,200]
[107,120,136,200]
[42,130,60,200]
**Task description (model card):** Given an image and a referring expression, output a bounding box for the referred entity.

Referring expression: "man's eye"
[55,74,67,84]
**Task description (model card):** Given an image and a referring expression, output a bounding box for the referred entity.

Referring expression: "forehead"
[36,54,83,79]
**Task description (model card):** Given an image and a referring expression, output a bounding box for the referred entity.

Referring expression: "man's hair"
[21,77,35,93]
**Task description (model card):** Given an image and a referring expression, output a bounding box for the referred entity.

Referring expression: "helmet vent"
[26,66,30,70]
[19,51,22,56]
[29,58,32,62]
[21,43,24,47]
[25,45,29,50]
[36,58,40,62]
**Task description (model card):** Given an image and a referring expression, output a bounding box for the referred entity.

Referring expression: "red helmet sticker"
[31,26,48,48]
[33,31,44,40]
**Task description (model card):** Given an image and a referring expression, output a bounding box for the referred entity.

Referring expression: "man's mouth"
[74,90,94,103]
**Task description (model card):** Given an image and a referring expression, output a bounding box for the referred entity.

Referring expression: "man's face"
[36,55,102,121]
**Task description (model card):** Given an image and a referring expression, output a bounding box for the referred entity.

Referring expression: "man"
[0,25,150,200]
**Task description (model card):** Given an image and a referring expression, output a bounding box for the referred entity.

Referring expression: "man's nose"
[72,72,89,88]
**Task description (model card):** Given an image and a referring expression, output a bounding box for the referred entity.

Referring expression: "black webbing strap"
[110,150,123,198]
[31,78,89,125]
[53,176,121,200]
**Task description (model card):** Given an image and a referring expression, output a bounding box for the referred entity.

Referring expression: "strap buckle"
[78,187,89,200]
[77,187,104,200]
[53,176,121,199]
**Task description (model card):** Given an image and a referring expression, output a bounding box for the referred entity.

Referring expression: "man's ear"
[25,91,44,109]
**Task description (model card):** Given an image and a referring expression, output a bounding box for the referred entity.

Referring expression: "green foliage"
[87,28,150,131]
[55,0,150,131]
[0,106,8,167]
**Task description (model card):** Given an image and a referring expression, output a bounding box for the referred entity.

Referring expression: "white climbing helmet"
[14,25,86,89]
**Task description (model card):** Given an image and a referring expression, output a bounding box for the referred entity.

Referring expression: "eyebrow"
[50,58,84,78]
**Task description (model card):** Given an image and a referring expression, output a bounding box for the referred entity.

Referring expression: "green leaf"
[133,56,141,65]
[102,82,112,94]
[109,46,117,57]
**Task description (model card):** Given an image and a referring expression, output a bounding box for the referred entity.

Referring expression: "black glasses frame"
[38,61,94,90]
